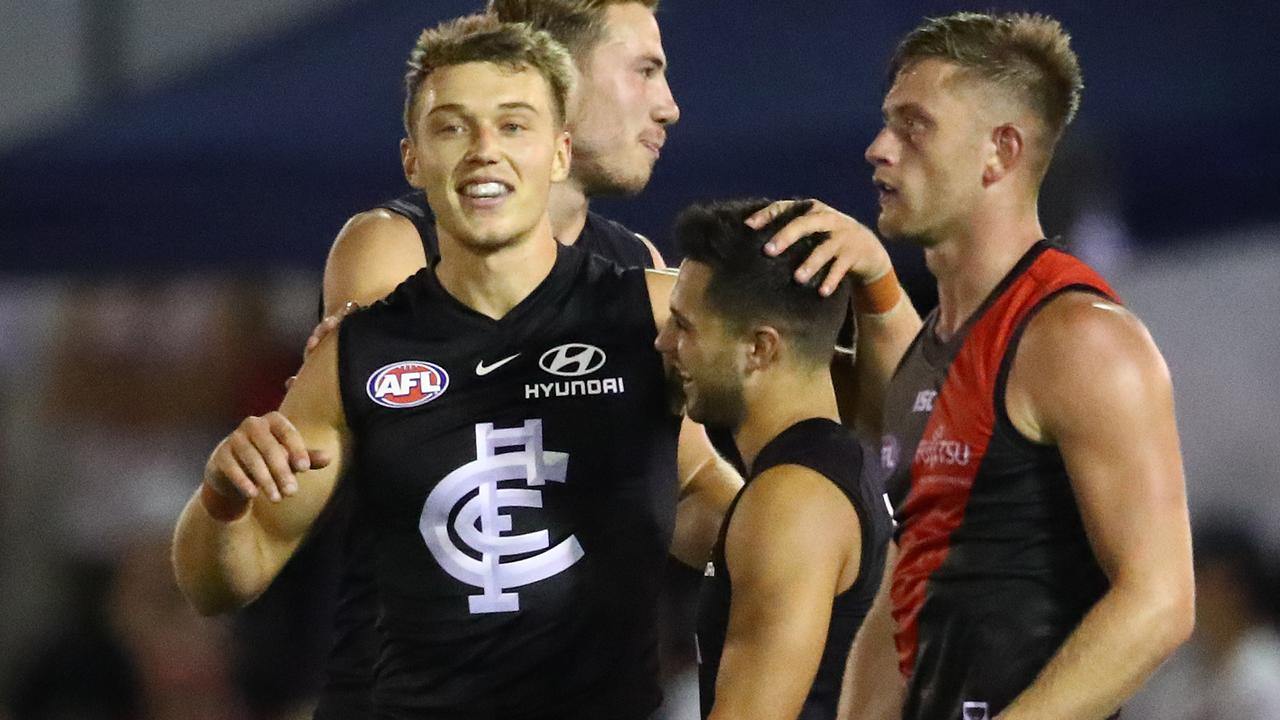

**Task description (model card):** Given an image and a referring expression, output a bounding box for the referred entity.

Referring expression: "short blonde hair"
[403,14,575,136]
[892,12,1083,145]
[487,0,659,58]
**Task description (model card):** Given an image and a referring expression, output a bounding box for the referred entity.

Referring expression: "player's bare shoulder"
[325,208,430,310]
[1007,289,1170,444]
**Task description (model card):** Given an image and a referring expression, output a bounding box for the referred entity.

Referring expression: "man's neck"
[434,217,559,321]
[734,368,839,474]
[549,180,590,246]
[926,198,1045,340]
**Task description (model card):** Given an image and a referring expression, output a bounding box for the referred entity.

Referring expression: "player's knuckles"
[258,442,292,472]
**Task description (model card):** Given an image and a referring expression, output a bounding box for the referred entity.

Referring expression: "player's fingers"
[246,420,298,497]
[229,431,284,502]
[283,374,297,392]
[211,452,259,500]
[764,211,836,257]
[819,251,857,297]
[744,199,799,230]
[794,239,841,286]
[304,317,338,354]
[266,412,311,474]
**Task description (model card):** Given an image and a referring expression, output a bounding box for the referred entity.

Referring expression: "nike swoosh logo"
[475,353,520,376]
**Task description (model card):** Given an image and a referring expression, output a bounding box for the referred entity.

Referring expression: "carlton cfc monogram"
[419,420,584,614]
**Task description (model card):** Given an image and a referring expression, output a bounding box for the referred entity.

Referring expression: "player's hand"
[306,300,360,356]
[746,199,892,297]
[203,412,332,503]
[286,301,361,390]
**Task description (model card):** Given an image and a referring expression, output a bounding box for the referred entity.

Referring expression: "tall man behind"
[757,11,1194,720]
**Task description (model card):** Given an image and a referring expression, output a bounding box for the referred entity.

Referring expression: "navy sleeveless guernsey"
[697,418,892,720]
[313,192,659,718]
[338,245,678,719]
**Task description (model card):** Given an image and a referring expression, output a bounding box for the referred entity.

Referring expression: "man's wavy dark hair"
[675,198,852,366]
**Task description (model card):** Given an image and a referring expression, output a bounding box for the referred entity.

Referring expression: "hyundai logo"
[539,343,607,377]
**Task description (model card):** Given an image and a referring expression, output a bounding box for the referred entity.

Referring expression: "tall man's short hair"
[675,199,852,367]
[402,14,576,135]
[892,12,1083,162]
[488,0,660,59]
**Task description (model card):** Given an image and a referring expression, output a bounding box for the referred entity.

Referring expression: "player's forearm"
[172,491,279,615]
[672,419,742,567]
[672,454,741,567]
[836,572,903,720]
[996,578,1193,720]
[709,630,824,720]
[851,292,920,436]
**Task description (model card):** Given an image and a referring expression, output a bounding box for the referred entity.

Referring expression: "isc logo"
[366,361,449,408]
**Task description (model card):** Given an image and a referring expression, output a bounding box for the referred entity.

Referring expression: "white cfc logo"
[420,420,584,614]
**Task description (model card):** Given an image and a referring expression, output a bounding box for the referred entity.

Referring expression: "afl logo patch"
[367,361,449,408]
[538,343,607,377]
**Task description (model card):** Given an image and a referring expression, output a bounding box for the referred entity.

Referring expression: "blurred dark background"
[2,2,1278,719]
[3,0,1278,274]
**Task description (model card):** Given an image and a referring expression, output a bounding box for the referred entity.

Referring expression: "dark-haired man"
[755,11,1193,720]
[656,199,892,720]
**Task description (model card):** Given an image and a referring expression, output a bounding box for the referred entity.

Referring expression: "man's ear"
[551,130,573,184]
[744,325,783,373]
[983,123,1025,186]
[400,137,421,188]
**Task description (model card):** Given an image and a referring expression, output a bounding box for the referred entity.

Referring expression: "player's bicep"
[714,467,856,715]
[1015,296,1189,585]
[323,210,427,313]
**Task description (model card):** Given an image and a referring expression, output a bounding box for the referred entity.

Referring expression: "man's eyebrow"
[427,101,541,116]
[884,102,934,124]
[640,53,667,70]
[497,101,540,113]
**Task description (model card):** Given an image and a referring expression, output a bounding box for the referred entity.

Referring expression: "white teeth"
[461,182,507,198]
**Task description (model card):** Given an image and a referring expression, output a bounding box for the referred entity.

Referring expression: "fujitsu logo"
[913,425,972,467]
[419,420,583,614]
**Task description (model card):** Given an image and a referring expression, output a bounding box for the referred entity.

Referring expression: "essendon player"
[654,199,893,720]
[761,12,1193,720]
[172,18,690,718]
